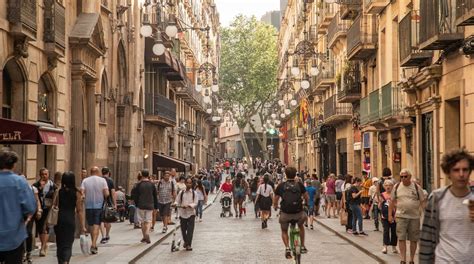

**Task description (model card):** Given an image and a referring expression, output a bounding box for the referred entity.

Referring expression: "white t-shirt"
[434,191,474,264]
[81,175,108,209]
[256,183,273,197]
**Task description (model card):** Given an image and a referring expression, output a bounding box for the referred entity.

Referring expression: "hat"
[372,177,379,183]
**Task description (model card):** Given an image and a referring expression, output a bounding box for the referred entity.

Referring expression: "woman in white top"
[255,173,273,229]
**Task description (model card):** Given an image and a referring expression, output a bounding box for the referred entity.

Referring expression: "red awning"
[0,118,65,145]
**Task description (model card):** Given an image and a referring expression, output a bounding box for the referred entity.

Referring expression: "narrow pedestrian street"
[136,197,376,264]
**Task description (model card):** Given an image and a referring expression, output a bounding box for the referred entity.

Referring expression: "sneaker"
[301,246,308,254]
[100,238,108,244]
[352,232,359,236]
[186,246,193,251]
[285,248,292,259]
[90,247,98,255]
[359,231,369,236]
[106,236,110,241]
[39,248,45,257]
[140,238,146,243]
[145,235,151,244]
[162,227,167,233]
[261,221,265,229]
[304,224,308,228]
[346,229,353,234]
[310,225,314,230]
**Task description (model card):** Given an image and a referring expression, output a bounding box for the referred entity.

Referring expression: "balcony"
[339,0,362,20]
[324,95,352,125]
[327,13,350,49]
[419,0,463,50]
[456,0,474,26]
[7,0,37,39]
[175,83,205,111]
[145,94,177,127]
[347,14,377,61]
[363,0,390,14]
[399,11,433,67]
[337,63,361,103]
[317,2,336,34]
[379,82,412,127]
[360,96,369,125]
[314,64,335,92]
[368,89,379,123]
[44,1,66,55]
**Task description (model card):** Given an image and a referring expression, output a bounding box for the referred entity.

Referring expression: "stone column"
[415,106,422,182]
[85,79,97,168]
[70,73,84,185]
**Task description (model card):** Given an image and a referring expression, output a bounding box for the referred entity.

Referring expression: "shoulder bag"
[46,189,59,226]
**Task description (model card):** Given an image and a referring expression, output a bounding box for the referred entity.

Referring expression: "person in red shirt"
[220,177,233,193]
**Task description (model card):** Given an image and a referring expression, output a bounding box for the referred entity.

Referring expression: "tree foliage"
[219,15,278,128]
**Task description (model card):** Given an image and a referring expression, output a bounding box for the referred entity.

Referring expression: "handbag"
[101,200,118,223]
[46,190,59,226]
[339,210,348,226]
[80,234,90,255]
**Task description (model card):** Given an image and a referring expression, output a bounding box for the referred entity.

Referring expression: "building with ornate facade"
[1,0,220,190]
[278,0,473,189]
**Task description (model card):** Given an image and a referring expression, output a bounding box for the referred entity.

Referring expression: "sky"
[214,0,281,27]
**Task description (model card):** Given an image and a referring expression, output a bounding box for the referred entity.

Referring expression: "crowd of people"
[0,149,473,264]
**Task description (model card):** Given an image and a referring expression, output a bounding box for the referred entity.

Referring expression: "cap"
[372,177,379,182]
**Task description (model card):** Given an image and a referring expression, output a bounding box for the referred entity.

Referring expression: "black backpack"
[380,194,390,219]
[280,181,303,214]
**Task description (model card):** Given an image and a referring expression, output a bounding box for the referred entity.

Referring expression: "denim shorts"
[86,209,102,226]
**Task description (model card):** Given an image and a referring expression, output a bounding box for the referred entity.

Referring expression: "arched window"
[2,70,12,118]
[38,77,51,123]
[100,75,107,123]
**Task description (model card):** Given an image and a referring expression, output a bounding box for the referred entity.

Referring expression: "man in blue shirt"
[305,180,317,229]
[0,150,36,263]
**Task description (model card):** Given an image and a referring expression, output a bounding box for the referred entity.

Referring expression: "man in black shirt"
[100,167,116,244]
[131,169,158,243]
[273,167,309,259]
[348,177,368,236]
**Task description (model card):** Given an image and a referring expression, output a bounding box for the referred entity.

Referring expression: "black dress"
[54,189,77,264]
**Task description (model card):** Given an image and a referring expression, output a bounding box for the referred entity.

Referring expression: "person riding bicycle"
[273,166,309,259]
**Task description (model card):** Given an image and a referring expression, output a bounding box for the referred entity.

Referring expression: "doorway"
[421,112,433,193]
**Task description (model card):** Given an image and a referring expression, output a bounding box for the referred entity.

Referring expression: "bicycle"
[288,219,302,264]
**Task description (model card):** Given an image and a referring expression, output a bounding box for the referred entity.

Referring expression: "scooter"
[171,231,181,252]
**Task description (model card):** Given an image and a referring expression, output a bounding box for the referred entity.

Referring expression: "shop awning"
[152,152,192,174]
[0,118,65,145]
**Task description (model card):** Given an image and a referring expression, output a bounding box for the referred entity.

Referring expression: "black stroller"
[220,192,233,217]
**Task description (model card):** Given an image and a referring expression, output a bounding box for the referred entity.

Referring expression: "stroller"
[220,192,233,217]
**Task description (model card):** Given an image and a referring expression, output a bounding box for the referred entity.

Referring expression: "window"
[2,70,12,118]
[37,77,51,123]
[100,76,107,123]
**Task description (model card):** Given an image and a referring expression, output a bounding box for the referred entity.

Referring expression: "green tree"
[219,15,278,161]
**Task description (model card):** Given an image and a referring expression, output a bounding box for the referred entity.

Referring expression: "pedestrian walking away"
[0,150,36,264]
[80,167,110,255]
[194,180,208,222]
[304,179,316,230]
[54,171,87,264]
[255,173,274,229]
[273,166,309,259]
[100,167,116,244]
[175,177,198,251]
[348,177,368,236]
[420,149,474,264]
[131,169,158,244]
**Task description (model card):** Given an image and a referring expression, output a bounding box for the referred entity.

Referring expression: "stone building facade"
[278,0,473,188]
[1,0,142,190]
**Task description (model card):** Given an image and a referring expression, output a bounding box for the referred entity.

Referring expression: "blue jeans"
[350,204,363,233]
[195,200,204,219]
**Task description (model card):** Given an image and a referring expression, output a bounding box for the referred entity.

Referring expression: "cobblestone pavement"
[136,199,378,264]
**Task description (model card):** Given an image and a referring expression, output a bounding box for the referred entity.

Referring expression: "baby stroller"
[220,192,233,217]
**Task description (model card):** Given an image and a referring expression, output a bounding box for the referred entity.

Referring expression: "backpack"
[179,189,195,204]
[158,180,175,194]
[280,181,303,214]
[394,182,420,201]
[380,193,390,219]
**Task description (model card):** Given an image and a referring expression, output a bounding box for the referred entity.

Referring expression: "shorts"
[336,192,343,201]
[137,208,153,223]
[307,206,315,216]
[279,211,307,230]
[157,202,171,217]
[361,197,370,205]
[86,209,103,226]
[35,208,49,236]
[326,194,336,203]
[396,217,421,241]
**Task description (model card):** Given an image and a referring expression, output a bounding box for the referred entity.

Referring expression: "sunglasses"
[400,175,409,179]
